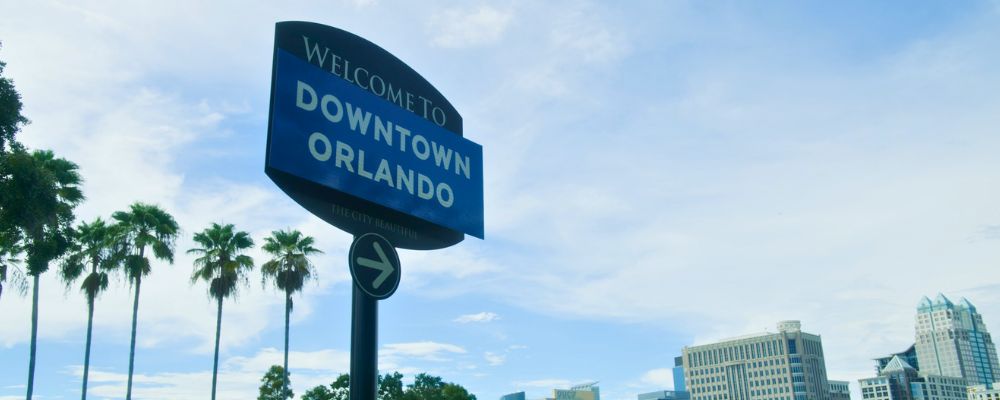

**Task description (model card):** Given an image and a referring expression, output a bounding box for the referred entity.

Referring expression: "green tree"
[301,385,334,400]
[60,218,115,400]
[302,372,474,400]
[378,372,405,400]
[261,229,322,398]
[404,374,476,400]
[0,45,29,154]
[111,202,179,400]
[259,365,294,400]
[0,149,83,399]
[188,223,254,400]
[440,384,476,400]
[404,373,444,400]
[302,374,349,400]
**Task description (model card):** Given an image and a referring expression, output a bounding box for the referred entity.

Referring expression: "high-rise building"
[829,380,851,400]
[638,391,690,400]
[681,320,831,400]
[914,294,1000,386]
[857,354,967,400]
[501,392,527,400]
[675,356,688,393]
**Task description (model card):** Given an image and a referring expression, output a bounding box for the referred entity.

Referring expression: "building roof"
[881,355,916,373]
[569,382,599,391]
[934,293,953,307]
[959,297,977,311]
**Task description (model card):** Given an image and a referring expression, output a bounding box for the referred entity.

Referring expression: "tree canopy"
[259,365,294,400]
[298,372,475,400]
[0,45,29,154]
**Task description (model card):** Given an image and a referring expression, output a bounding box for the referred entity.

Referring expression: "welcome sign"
[265,22,484,250]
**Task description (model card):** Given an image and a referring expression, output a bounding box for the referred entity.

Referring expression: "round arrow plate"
[349,233,401,300]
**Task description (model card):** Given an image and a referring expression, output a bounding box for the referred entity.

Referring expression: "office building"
[875,345,920,374]
[829,381,851,400]
[675,356,687,393]
[681,320,831,400]
[858,354,967,400]
[967,384,1000,400]
[639,391,691,400]
[915,294,1000,386]
[550,382,600,400]
[501,392,527,400]
[910,375,966,400]
[860,356,920,400]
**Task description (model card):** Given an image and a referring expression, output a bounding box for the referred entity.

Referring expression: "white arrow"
[356,241,394,289]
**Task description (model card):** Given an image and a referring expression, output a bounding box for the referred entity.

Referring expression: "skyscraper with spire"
[914,294,1000,386]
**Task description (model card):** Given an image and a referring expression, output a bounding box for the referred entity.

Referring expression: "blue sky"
[3,1,1000,399]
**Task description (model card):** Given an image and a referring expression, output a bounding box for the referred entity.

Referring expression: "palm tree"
[0,149,83,400]
[188,223,255,400]
[111,203,178,400]
[261,229,322,398]
[0,230,28,300]
[60,218,115,400]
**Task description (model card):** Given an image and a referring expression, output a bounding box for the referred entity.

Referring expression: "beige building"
[682,321,830,400]
[967,384,1000,400]
[547,382,600,400]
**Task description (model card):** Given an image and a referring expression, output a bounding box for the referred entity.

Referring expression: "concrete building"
[681,320,830,400]
[829,380,851,400]
[876,345,920,374]
[675,356,687,393]
[858,354,967,400]
[967,384,1000,400]
[549,382,600,400]
[860,356,921,400]
[910,375,966,400]
[638,391,690,400]
[915,294,1000,386]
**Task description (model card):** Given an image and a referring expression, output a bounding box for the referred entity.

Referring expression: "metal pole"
[349,283,378,400]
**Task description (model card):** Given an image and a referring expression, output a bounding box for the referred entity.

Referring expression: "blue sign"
[268,49,484,239]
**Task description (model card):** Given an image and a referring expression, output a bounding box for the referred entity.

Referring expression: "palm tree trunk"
[211,296,223,400]
[283,290,291,399]
[25,274,39,400]
[81,295,95,400]
[126,275,141,400]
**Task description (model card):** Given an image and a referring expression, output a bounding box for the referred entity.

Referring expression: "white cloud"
[381,341,467,362]
[639,368,674,389]
[454,312,500,323]
[484,351,505,366]
[429,5,513,48]
[62,347,349,400]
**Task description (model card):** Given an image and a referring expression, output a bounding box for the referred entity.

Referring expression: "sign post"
[350,281,378,400]
[266,21,484,400]
[347,232,400,400]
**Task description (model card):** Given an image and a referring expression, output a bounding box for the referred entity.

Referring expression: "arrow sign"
[357,241,393,289]
[349,233,401,299]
